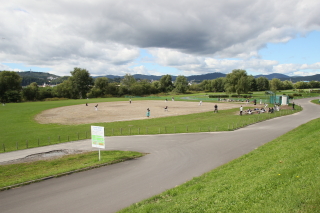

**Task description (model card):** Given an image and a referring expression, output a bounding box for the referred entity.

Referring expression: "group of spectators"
[243,103,280,115]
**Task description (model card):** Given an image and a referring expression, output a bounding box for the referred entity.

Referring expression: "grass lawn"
[118,117,320,213]
[311,99,320,105]
[0,96,301,153]
[0,150,144,189]
[0,95,318,211]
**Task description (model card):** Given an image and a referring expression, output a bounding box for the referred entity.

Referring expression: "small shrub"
[293,93,302,97]
[101,94,114,98]
[208,95,229,98]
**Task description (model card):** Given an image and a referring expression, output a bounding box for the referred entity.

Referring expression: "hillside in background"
[279,74,320,82]
[0,71,67,86]
[1,71,319,86]
[255,73,290,79]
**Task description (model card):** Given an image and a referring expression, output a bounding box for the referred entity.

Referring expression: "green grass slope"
[0,150,143,189]
[119,118,320,213]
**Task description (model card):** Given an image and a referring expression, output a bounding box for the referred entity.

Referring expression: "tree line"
[0,68,319,103]
[192,69,320,93]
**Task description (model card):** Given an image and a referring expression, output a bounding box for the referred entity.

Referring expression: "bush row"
[209,94,254,99]
[208,95,229,98]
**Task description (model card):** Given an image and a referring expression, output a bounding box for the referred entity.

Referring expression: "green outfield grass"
[0,150,144,189]
[118,117,320,213]
[0,96,301,153]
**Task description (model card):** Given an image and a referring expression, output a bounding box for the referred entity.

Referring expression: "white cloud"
[149,48,280,75]
[292,71,320,76]
[1,0,320,76]
[273,63,320,76]
[149,48,202,66]
[131,66,149,75]
[0,63,18,71]
[148,47,320,76]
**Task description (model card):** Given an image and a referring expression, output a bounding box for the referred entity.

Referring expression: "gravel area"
[0,149,89,165]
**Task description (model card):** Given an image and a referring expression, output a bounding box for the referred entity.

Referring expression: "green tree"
[212,77,226,92]
[55,80,73,98]
[121,74,136,89]
[4,90,21,102]
[0,71,22,103]
[256,77,270,91]
[308,80,320,88]
[270,78,283,92]
[22,82,39,101]
[159,74,174,92]
[247,75,257,92]
[188,83,201,92]
[106,82,119,96]
[150,81,161,94]
[90,77,109,97]
[139,79,152,95]
[152,81,161,91]
[224,69,249,95]
[88,87,102,98]
[174,75,188,93]
[38,87,54,100]
[117,85,129,96]
[282,80,294,90]
[294,81,309,89]
[95,77,109,90]
[68,68,94,99]
[130,83,144,96]
[198,80,211,91]
[89,80,119,98]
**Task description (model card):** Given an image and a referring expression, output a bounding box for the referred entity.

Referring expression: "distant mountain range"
[99,72,319,82]
[3,71,320,86]
[254,73,291,79]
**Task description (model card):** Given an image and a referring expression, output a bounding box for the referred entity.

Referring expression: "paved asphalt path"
[1,98,320,213]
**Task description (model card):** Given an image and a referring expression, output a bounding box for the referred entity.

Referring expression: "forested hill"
[281,74,320,82]
[255,73,290,79]
[2,71,66,86]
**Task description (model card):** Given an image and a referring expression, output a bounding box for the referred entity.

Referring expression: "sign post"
[91,126,105,161]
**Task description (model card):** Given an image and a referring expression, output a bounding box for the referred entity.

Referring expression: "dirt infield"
[35,100,257,125]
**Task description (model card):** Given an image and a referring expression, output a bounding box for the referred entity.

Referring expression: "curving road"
[1,98,320,213]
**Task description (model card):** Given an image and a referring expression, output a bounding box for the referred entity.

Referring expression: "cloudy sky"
[1,0,320,77]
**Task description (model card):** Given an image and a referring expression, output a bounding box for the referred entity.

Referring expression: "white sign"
[91,126,105,149]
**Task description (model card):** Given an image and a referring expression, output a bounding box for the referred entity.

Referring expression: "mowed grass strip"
[311,99,320,105]
[0,98,300,153]
[0,150,144,189]
[118,118,320,213]
[99,106,296,136]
